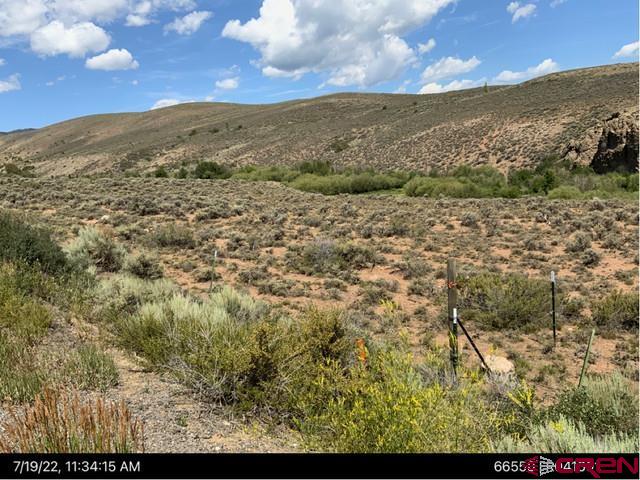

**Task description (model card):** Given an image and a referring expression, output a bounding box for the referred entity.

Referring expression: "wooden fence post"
[447,258,459,382]
[578,328,596,387]
[551,271,557,347]
[208,249,218,294]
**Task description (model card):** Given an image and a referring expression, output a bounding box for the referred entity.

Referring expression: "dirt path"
[106,349,302,453]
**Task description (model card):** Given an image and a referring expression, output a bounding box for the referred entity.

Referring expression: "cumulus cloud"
[421,56,481,82]
[506,2,536,22]
[418,78,484,94]
[150,98,194,110]
[86,48,139,70]
[494,58,559,83]
[222,0,455,87]
[418,38,436,54]
[48,0,129,24]
[30,20,110,57]
[0,73,20,93]
[613,41,639,59]
[127,0,197,27]
[164,10,212,35]
[0,0,48,37]
[0,0,199,59]
[215,77,239,90]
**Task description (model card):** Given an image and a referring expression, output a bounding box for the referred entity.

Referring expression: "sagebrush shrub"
[66,227,126,272]
[459,272,555,332]
[551,373,639,437]
[0,212,69,274]
[591,291,639,331]
[124,252,163,279]
[151,224,196,248]
[497,416,638,453]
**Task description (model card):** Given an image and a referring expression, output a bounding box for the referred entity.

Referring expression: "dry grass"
[0,388,144,453]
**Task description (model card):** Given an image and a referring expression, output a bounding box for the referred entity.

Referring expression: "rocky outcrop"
[563,112,639,173]
[590,112,639,173]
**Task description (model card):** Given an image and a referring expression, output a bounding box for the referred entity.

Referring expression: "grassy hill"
[0,62,637,176]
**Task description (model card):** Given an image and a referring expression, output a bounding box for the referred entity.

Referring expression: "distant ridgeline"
[0,63,637,177]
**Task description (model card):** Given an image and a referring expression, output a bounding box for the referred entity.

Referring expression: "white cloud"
[418,38,436,54]
[494,58,559,83]
[222,0,455,87]
[0,58,5,66]
[86,48,139,70]
[150,98,194,110]
[48,0,129,24]
[419,78,484,94]
[127,0,197,27]
[394,79,411,93]
[164,10,212,35]
[0,0,47,37]
[215,77,239,90]
[550,0,567,7]
[0,73,20,93]
[421,56,481,82]
[30,20,110,57]
[613,41,639,59]
[507,2,536,22]
[131,79,139,85]
[0,0,197,38]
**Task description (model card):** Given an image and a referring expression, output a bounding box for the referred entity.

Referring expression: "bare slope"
[0,63,637,176]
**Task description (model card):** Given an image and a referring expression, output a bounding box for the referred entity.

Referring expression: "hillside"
[0,63,637,176]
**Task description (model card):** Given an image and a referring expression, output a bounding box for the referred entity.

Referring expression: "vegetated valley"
[0,63,638,454]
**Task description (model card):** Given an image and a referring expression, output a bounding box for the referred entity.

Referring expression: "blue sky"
[0,0,638,131]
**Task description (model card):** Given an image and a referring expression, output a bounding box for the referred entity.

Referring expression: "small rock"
[485,355,515,374]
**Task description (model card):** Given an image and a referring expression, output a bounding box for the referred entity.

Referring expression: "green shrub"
[66,227,126,273]
[153,166,168,178]
[565,233,591,253]
[0,265,52,345]
[547,186,583,199]
[0,212,69,274]
[291,239,381,275]
[232,166,300,183]
[404,177,488,198]
[124,252,163,279]
[151,224,196,248]
[2,163,34,177]
[591,291,639,331]
[95,274,179,318]
[498,416,638,453]
[459,273,554,332]
[0,265,51,402]
[194,161,231,179]
[290,172,406,195]
[64,344,119,392]
[551,373,638,437]
[0,332,45,403]
[300,350,501,452]
[297,160,333,176]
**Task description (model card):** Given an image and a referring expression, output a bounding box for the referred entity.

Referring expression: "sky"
[0,0,638,131]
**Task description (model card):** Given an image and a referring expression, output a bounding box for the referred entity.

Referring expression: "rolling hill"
[0,62,637,176]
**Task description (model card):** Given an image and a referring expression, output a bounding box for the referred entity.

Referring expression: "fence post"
[208,249,218,294]
[551,271,557,347]
[447,258,459,382]
[578,328,596,387]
